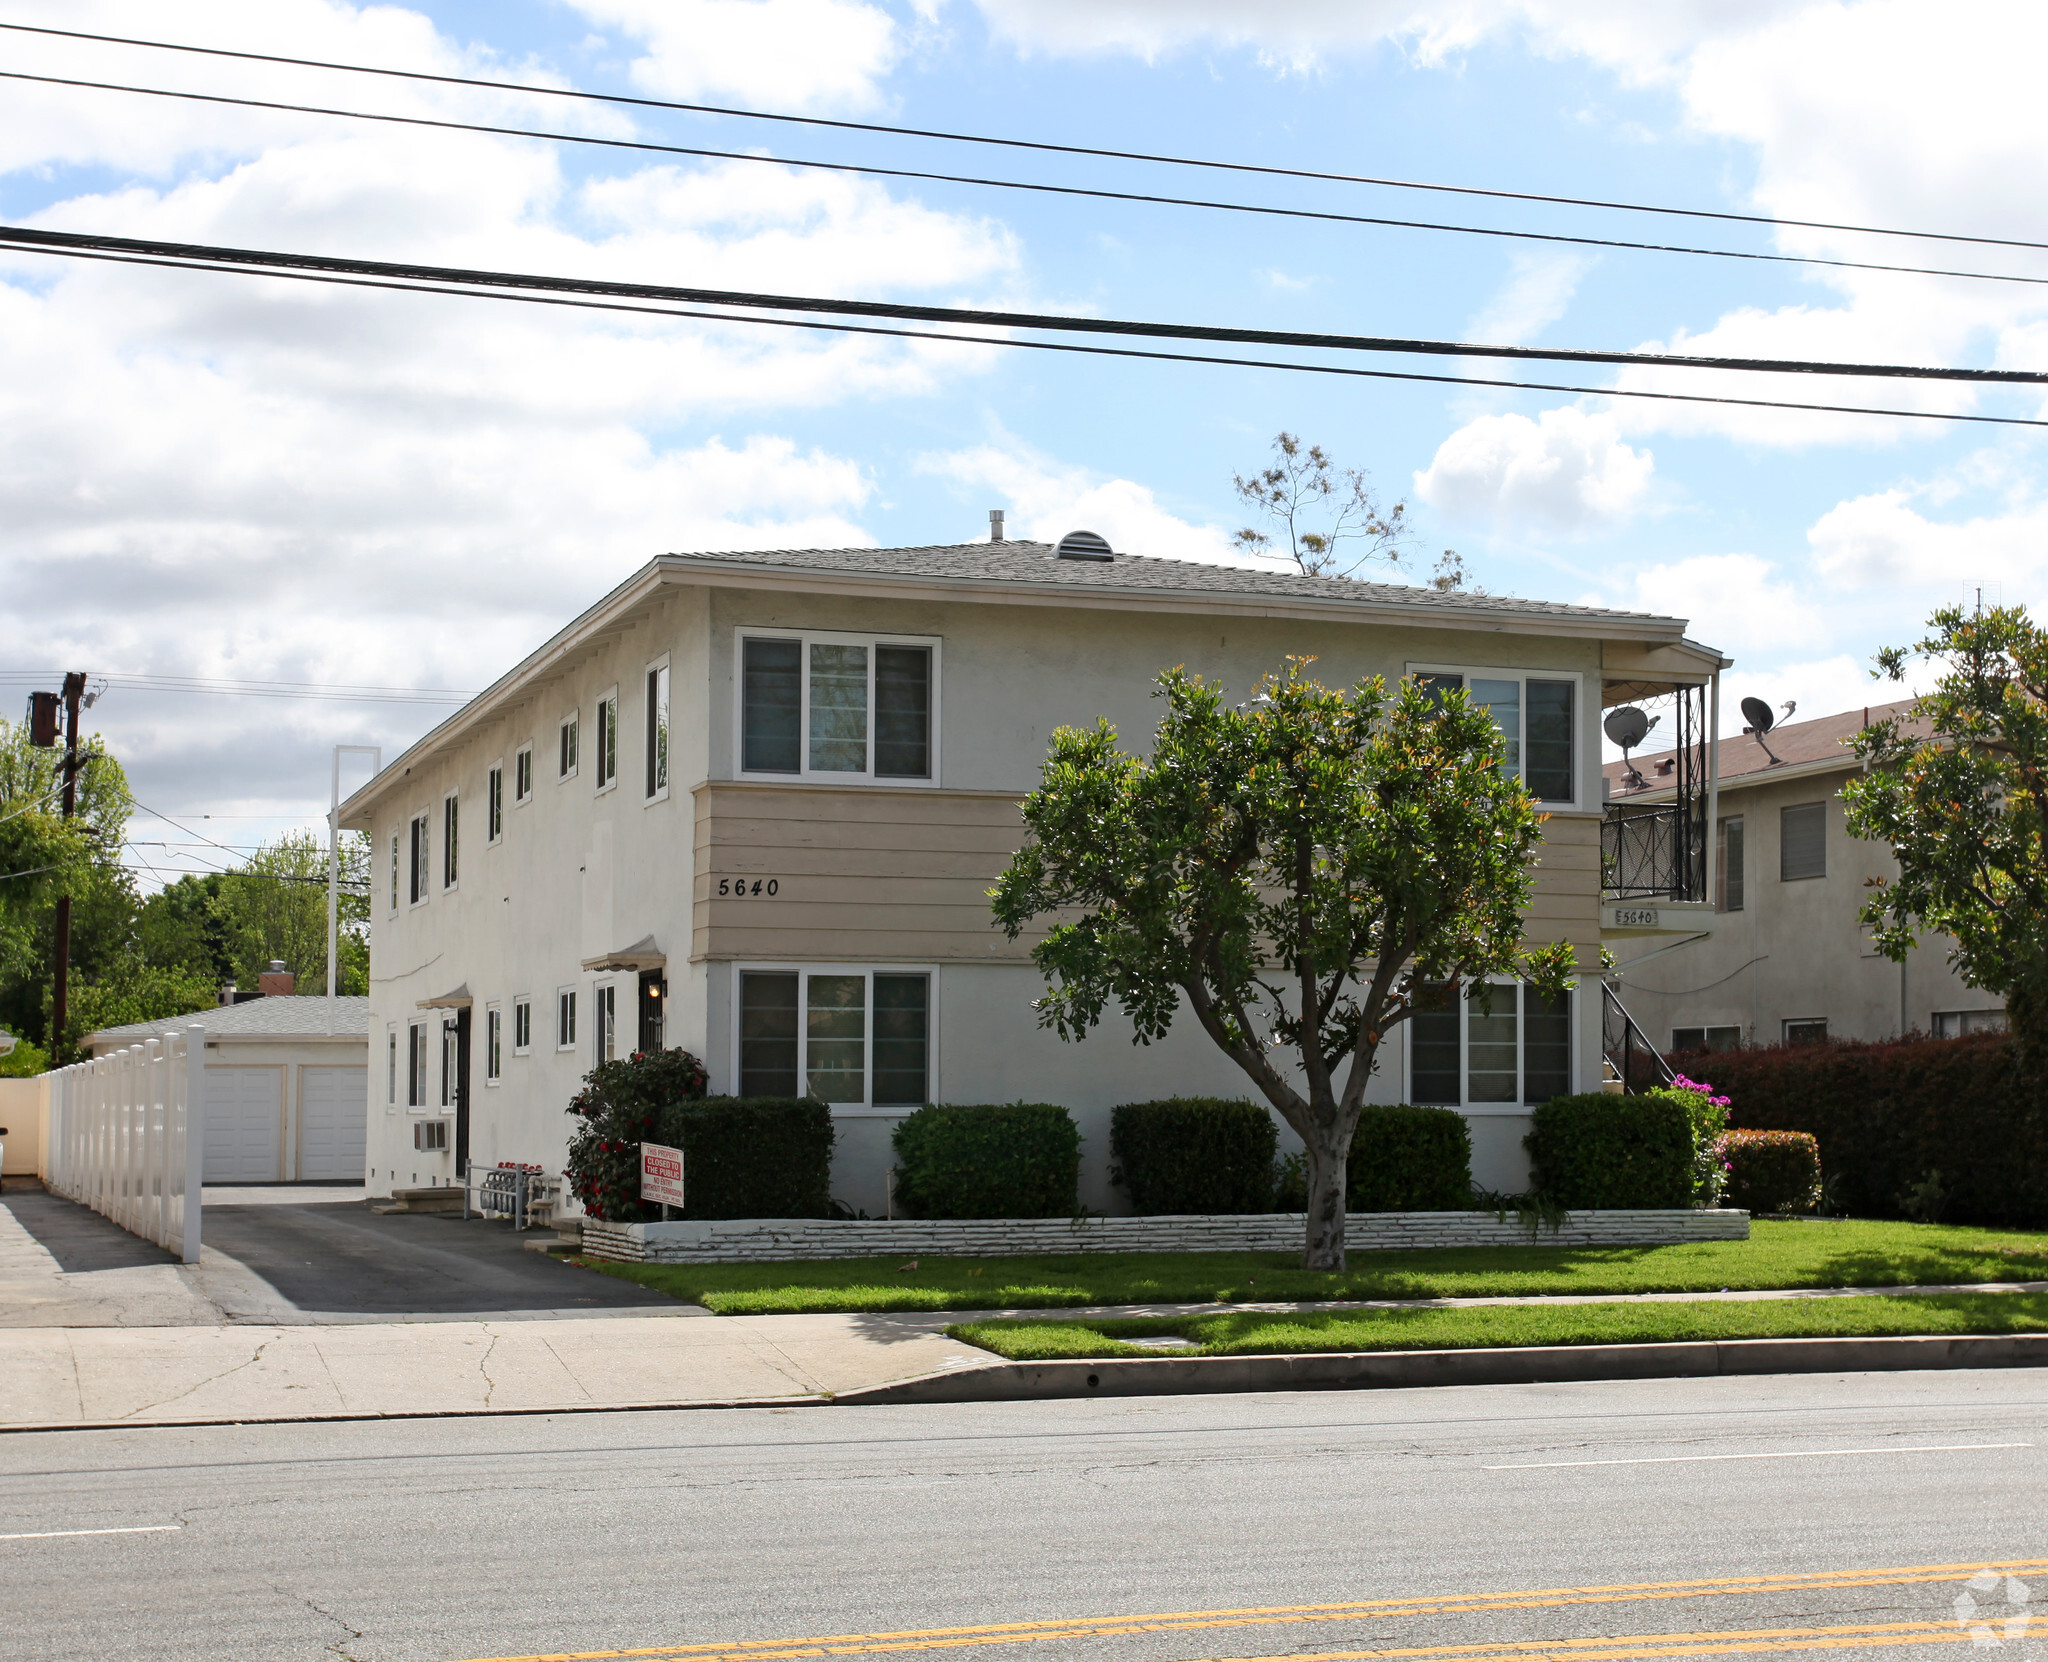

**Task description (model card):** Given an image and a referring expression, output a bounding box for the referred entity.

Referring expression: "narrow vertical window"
[805,973,867,1101]
[408,814,429,904]
[512,997,531,1054]
[872,974,929,1104]
[486,1006,502,1082]
[1466,983,1520,1103]
[441,1021,457,1107]
[1522,985,1573,1105]
[557,989,577,1049]
[1524,679,1574,802]
[596,694,618,790]
[1471,680,1522,779]
[515,745,533,803]
[1408,982,1460,1106]
[408,1023,427,1107]
[390,833,399,913]
[739,971,800,1096]
[488,766,503,842]
[646,664,670,797]
[1718,816,1745,912]
[387,1027,397,1105]
[442,795,458,888]
[559,714,579,779]
[742,639,802,773]
[595,984,617,1063]
[808,644,869,773]
[875,647,931,779]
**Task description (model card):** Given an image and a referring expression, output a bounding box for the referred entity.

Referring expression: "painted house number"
[716,878,780,896]
[1612,907,1660,927]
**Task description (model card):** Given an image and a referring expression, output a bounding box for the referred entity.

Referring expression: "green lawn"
[949,1291,2048,1360]
[578,1217,2048,1314]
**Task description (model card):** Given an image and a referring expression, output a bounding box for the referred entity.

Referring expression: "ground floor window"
[1933,1009,2006,1039]
[738,967,930,1106]
[1408,980,1572,1108]
[1782,1018,1829,1045]
[441,1019,459,1107]
[485,1005,502,1083]
[595,983,618,1063]
[1673,1025,1742,1053]
[407,1022,427,1108]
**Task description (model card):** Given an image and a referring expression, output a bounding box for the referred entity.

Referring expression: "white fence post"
[179,1025,204,1263]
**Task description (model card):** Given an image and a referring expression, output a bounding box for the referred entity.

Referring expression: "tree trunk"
[1301,1126,1349,1270]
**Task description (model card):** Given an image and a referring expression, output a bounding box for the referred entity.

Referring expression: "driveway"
[0,1182,688,1326]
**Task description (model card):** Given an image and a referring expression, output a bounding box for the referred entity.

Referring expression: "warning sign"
[639,1142,685,1209]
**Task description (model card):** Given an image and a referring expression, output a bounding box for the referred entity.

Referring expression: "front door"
[454,1006,472,1171]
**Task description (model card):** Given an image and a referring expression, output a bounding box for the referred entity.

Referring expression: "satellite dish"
[1740,696,1776,735]
[1603,707,1651,750]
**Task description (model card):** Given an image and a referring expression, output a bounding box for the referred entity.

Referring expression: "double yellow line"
[453,1559,2048,1662]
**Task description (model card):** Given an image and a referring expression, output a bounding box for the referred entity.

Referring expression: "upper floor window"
[646,661,670,799]
[512,996,533,1055]
[739,632,936,783]
[559,713,580,780]
[1415,669,1576,804]
[738,967,930,1107]
[595,690,619,792]
[408,813,429,905]
[1781,802,1826,881]
[557,987,578,1051]
[389,832,399,914]
[514,744,534,804]
[487,765,504,844]
[1409,979,1572,1108]
[441,794,459,889]
[1716,816,1744,912]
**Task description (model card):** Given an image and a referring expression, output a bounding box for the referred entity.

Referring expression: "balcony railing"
[1602,800,1707,903]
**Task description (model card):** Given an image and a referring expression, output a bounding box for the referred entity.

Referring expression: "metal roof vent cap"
[1054,529,1114,561]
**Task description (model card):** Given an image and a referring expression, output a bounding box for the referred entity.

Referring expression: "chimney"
[219,981,237,1006]
[258,960,296,997]
[989,509,1005,543]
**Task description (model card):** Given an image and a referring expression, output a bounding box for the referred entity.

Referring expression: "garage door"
[299,1066,368,1181]
[203,1067,282,1184]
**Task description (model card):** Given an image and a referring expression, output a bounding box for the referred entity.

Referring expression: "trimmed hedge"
[1349,1104,1474,1211]
[564,1050,834,1222]
[1700,1032,2048,1226]
[1525,1092,1694,1209]
[892,1103,1082,1219]
[1110,1098,1278,1215]
[1717,1129,1822,1216]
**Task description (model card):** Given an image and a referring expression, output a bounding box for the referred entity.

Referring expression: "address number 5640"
[716,878,780,896]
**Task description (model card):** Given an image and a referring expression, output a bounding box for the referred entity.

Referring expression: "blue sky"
[2,0,2044,878]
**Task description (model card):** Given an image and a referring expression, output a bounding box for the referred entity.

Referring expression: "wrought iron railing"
[1602,982,1675,1095]
[1602,800,1707,902]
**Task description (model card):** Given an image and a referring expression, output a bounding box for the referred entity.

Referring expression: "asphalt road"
[5,1369,2046,1662]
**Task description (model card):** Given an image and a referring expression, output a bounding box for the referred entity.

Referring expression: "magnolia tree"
[991,660,1575,1269]
[1846,604,2048,1062]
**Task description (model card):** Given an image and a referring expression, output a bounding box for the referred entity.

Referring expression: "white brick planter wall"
[578,1209,1749,1264]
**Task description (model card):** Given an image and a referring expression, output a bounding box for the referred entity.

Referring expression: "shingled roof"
[86,996,369,1051]
[1605,698,1925,797]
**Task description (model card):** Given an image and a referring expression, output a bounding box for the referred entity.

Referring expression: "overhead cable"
[6,67,2046,290]
[3,19,2042,256]
[0,669,474,703]
[5,230,2045,430]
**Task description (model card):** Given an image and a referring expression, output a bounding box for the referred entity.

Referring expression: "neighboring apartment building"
[338,531,1728,1212]
[1604,699,2005,1054]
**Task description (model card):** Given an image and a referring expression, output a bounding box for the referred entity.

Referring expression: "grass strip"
[576,1218,2048,1314]
[946,1291,2048,1360]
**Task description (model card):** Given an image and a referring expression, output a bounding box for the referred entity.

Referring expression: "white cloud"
[568,0,901,111]
[1603,552,1813,657]
[1714,654,1897,739]
[1413,407,1653,536]
[1468,252,1592,346]
[1808,485,2048,594]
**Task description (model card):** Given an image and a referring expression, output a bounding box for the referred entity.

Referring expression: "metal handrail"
[1602,981,1675,1094]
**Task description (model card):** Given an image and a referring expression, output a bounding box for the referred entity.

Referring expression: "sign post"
[639,1142,685,1221]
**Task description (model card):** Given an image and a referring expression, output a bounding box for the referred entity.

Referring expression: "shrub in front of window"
[891,1103,1081,1219]
[1347,1104,1475,1210]
[564,1047,709,1222]
[1715,1129,1822,1216]
[1524,1093,1693,1209]
[1110,1098,1278,1215]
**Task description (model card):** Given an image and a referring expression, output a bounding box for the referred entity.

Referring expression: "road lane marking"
[441,1560,2048,1662]
[1485,1442,2032,1470]
[0,1525,182,1542]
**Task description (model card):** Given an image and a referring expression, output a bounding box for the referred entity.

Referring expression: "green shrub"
[1525,1092,1694,1209]
[565,1050,834,1222]
[1349,1104,1474,1210]
[1111,1098,1277,1214]
[892,1103,1081,1218]
[1703,1031,2048,1226]
[1716,1129,1822,1215]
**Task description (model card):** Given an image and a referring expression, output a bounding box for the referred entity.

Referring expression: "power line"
[4,18,2041,257]
[8,230,2046,430]
[0,670,474,704]
[4,222,2043,385]
[7,67,2046,291]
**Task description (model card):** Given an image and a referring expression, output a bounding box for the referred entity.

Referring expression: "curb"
[833,1332,2048,1404]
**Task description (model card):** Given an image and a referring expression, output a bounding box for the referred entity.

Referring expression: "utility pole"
[51,671,85,1054]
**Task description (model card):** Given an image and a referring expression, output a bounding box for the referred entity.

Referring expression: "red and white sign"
[640,1142,685,1209]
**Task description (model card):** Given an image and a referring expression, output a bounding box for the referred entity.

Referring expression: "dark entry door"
[638,971,666,1054]
[454,1006,472,1171]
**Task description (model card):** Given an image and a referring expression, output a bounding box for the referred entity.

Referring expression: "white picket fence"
[43,1025,204,1263]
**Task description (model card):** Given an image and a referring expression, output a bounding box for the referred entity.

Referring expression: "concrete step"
[369,1186,465,1215]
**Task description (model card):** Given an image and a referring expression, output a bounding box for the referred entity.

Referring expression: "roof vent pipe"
[989,509,1004,543]
[1054,529,1114,561]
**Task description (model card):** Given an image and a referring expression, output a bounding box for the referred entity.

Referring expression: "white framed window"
[595,688,619,793]
[386,1024,398,1108]
[595,982,618,1063]
[408,813,430,906]
[736,630,939,786]
[558,712,580,781]
[556,986,578,1051]
[734,965,932,1111]
[485,1003,502,1084]
[1409,665,1580,807]
[1933,1009,2007,1039]
[1406,979,1574,1111]
[389,832,399,914]
[406,1021,428,1109]
[514,743,534,805]
[441,1018,459,1108]
[441,793,459,890]
[1673,1025,1742,1053]
[646,657,670,801]
[487,764,504,844]
[1783,1017,1829,1045]
[512,996,532,1055]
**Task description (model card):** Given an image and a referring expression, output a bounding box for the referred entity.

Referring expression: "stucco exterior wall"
[1611,763,2003,1049]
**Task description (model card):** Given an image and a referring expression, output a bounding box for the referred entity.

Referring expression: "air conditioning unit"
[414,1120,450,1152]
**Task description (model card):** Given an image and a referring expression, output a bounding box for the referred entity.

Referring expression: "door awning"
[581,935,666,974]
[417,983,473,1009]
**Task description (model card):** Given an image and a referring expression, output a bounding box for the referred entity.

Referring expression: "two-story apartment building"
[338,531,1728,1213]
[1604,700,2006,1052]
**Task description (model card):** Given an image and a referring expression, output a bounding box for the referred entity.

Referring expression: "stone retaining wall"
[577,1209,1749,1264]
